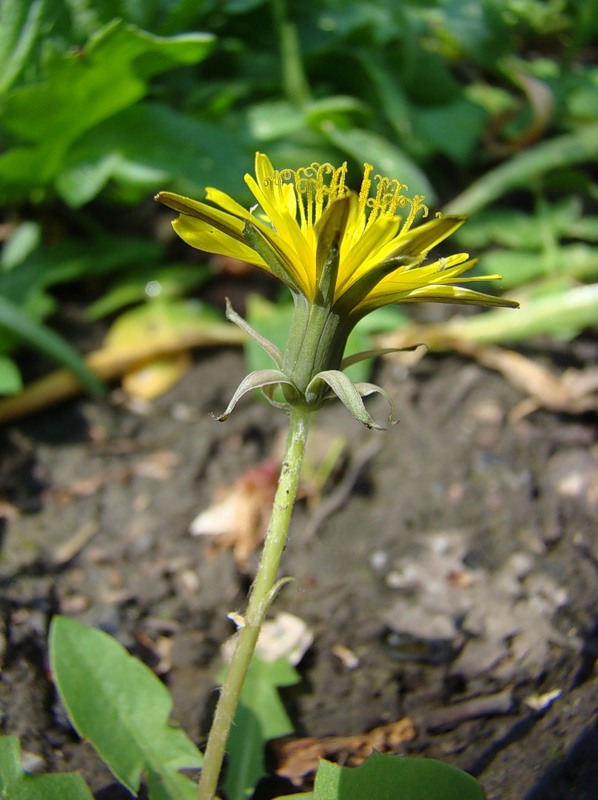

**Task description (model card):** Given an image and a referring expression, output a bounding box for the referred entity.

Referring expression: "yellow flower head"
[156,153,517,427]
[157,153,515,321]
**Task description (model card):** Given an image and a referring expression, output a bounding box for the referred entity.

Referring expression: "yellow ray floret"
[156,153,518,317]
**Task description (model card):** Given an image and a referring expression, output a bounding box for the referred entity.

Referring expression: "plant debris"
[270,717,417,785]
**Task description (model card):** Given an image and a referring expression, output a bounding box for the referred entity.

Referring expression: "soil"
[1,337,597,800]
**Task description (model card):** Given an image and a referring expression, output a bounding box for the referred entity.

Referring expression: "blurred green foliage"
[1,0,597,396]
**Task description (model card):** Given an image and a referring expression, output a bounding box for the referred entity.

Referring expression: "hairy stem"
[197,405,311,800]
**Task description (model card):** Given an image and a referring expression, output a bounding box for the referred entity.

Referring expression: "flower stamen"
[273,162,349,230]
[357,164,429,233]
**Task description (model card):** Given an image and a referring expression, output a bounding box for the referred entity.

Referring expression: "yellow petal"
[157,191,246,243]
[205,186,254,218]
[336,216,400,295]
[172,216,264,265]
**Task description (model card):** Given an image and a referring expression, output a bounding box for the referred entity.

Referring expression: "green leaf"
[321,125,436,203]
[3,21,213,143]
[0,21,214,202]
[453,198,583,250]
[248,100,305,141]
[305,96,370,131]
[0,0,44,94]
[445,123,598,215]
[357,53,413,140]
[480,244,598,290]
[0,355,23,395]
[58,101,251,205]
[86,264,210,320]
[224,657,298,800]
[311,752,485,800]
[0,735,94,800]
[413,98,487,165]
[0,220,41,270]
[276,794,313,800]
[0,235,160,309]
[49,616,202,800]
[0,295,105,398]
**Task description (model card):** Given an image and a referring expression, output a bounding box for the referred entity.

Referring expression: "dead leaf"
[0,317,245,424]
[270,718,417,785]
[470,345,598,419]
[121,352,193,400]
[189,458,279,571]
[331,642,360,670]
[134,450,181,480]
[0,499,20,521]
[376,327,598,418]
[190,431,351,569]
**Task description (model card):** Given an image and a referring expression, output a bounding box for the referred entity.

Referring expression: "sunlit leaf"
[309,752,485,800]
[0,735,94,800]
[0,21,214,203]
[59,101,251,205]
[49,616,202,800]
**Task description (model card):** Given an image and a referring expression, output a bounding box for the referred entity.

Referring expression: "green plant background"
[1,0,597,397]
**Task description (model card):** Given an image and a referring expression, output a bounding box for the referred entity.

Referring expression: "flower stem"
[197,405,312,800]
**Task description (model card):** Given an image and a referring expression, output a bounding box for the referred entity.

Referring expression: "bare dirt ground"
[1,338,597,799]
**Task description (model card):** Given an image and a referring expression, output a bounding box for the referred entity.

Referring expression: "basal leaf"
[480,244,598,290]
[49,616,202,800]
[312,752,485,800]
[275,794,313,800]
[445,123,598,215]
[448,282,598,344]
[0,735,94,800]
[248,100,305,141]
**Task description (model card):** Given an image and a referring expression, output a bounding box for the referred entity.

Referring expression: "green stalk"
[444,122,598,216]
[270,0,312,108]
[197,405,312,800]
